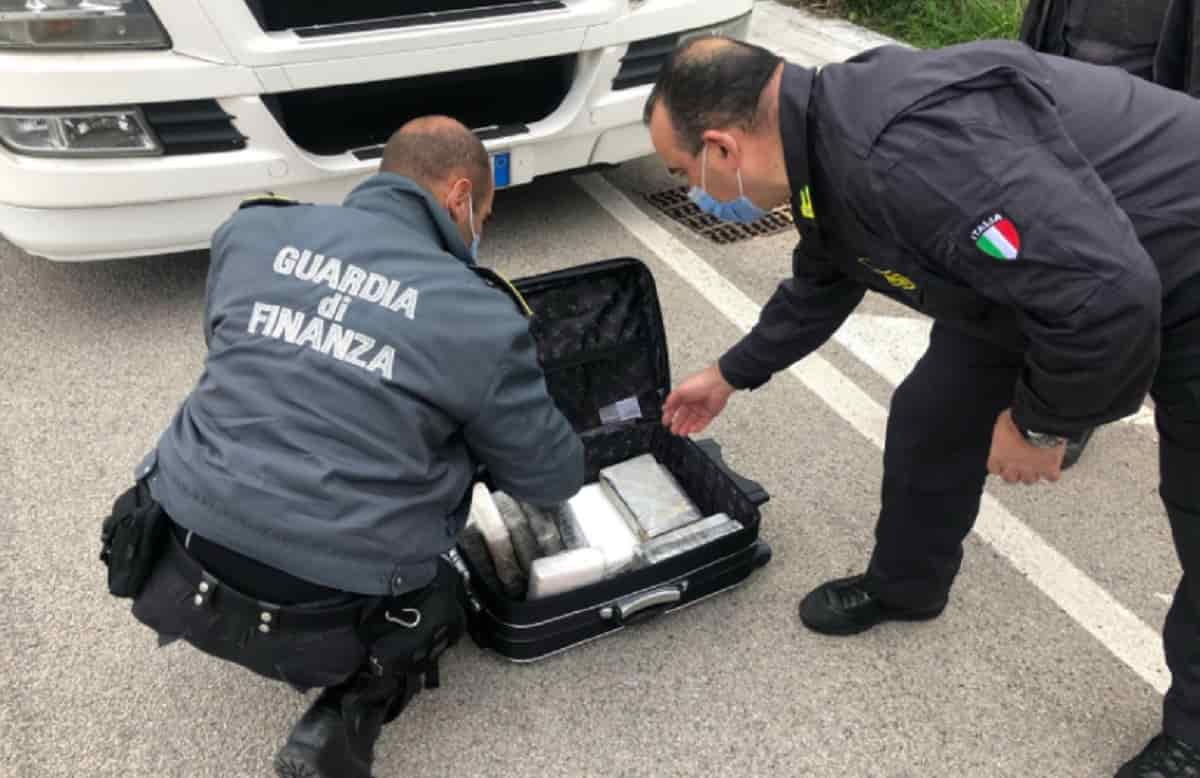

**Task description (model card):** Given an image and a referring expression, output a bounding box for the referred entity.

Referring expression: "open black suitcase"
[455,257,772,662]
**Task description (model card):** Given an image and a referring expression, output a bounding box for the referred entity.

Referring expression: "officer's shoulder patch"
[969,212,1021,261]
[470,266,533,318]
[238,193,301,210]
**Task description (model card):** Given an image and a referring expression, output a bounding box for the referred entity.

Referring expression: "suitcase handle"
[602,584,685,626]
[694,439,769,507]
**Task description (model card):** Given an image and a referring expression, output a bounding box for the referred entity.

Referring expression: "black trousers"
[863,303,1200,743]
[132,519,464,702]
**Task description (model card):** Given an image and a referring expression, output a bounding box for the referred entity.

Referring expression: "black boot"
[1062,427,1094,470]
[274,686,385,778]
[1116,734,1200,777]
[799,574,947,636]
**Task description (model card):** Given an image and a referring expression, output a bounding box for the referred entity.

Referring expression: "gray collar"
[343,172,474,265]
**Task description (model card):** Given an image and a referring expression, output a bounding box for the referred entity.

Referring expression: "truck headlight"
[0,0,169,49]
[0,108,161,157]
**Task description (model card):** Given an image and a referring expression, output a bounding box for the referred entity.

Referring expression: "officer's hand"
[987,409,1066,485]
[661,364,735,437]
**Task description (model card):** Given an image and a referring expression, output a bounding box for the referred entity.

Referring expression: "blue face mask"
[467,196,481,261]
[688,145,766,224]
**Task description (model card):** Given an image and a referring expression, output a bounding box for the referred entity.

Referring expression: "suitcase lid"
[511,258,670,433]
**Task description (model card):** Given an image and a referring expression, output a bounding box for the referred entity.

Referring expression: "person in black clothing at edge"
[1018,0,1197,468]
[644,36,1200,777]
[1020,0,1199,97]
[100,116,584,778]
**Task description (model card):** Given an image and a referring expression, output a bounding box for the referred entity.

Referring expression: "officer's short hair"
[644,36,783,156]
[381,117,492,206]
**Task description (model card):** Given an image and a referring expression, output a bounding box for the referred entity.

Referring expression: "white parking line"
[833,313,1156,426]
[576,172,1170,695]
[1127,406,1158,426]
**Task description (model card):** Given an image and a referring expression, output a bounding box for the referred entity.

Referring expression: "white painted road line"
[1128,406,1158,426]
[832,314,931,386]
[576,172,1171,695]
[834,313,1156,426]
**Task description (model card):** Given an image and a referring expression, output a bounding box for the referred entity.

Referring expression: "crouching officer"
[645,37,1200,776]
[99,115,584,778]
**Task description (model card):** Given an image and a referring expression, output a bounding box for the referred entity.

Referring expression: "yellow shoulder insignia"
[470,266,533,318]
[798,186,816,220]
[238,193,300,210]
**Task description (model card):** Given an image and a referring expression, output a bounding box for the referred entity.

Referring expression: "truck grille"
[142,100,246,156]
[613,33,680,90]
[245,0,565,36]
[264,55,576,157]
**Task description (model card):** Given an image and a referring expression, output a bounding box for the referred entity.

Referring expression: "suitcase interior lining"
[520,258,671,434]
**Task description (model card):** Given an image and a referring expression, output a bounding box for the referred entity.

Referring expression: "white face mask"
[466,196,480,260]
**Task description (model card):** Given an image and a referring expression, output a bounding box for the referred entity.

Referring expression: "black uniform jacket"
[719,40,1200,437]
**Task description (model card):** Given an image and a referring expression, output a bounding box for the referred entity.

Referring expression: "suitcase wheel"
[752,540,772,569]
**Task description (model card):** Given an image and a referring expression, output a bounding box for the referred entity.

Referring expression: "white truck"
[0,0,752,261]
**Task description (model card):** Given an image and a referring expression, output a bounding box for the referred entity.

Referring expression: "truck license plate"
[491,152,510,189]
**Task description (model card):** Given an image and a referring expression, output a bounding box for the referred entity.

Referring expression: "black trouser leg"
[865,323,1024,610]
[275,559,464,778]
[1154,321,1200,747]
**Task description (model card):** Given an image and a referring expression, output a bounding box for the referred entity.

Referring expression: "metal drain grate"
[643,186,794,244]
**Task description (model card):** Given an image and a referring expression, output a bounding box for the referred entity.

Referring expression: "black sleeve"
[1017,0,1064,52]
[869,89,1161,437]
[718,241,866,390]
[1153,0,1200,97]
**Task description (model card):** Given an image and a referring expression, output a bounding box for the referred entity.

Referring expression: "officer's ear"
[445,177,473,223]
[699,129,740,165]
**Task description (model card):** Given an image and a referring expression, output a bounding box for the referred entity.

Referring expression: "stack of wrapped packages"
[458,453,743,600]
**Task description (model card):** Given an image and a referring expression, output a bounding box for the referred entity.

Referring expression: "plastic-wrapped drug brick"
[527,547,608,599]
[598,480,650,541]
[559,484,638,576]
[517,501,566,556]
[457,526,505,596]
[638,513,742,566]
[492,491,541,574]
[466,483,526,599]
[599,454,701,540]
[550,504,586,550]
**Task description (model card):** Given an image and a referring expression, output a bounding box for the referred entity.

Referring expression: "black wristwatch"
[1020,428,1068,448]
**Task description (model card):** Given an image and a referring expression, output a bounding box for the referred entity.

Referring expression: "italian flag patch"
[971,214,1021,260]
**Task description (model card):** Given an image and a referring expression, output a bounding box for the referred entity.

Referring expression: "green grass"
[800,0,1025,48]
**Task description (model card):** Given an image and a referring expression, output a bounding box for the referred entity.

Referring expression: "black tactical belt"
[163,532,366,635]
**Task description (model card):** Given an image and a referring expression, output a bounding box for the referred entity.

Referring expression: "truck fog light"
[0,108,161,157]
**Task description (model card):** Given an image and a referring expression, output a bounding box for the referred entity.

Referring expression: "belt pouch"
[100,483,169,599]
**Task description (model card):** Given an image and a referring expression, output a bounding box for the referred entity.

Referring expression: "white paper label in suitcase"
[598,395,643,425]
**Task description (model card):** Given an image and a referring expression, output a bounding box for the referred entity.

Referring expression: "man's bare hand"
[661,364,735,437]
[987,409,1066,485]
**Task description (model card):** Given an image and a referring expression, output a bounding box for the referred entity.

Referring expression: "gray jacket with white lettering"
[140,173,584,596]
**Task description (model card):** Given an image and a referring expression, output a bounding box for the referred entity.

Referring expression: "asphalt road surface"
[0,5,1178,777]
